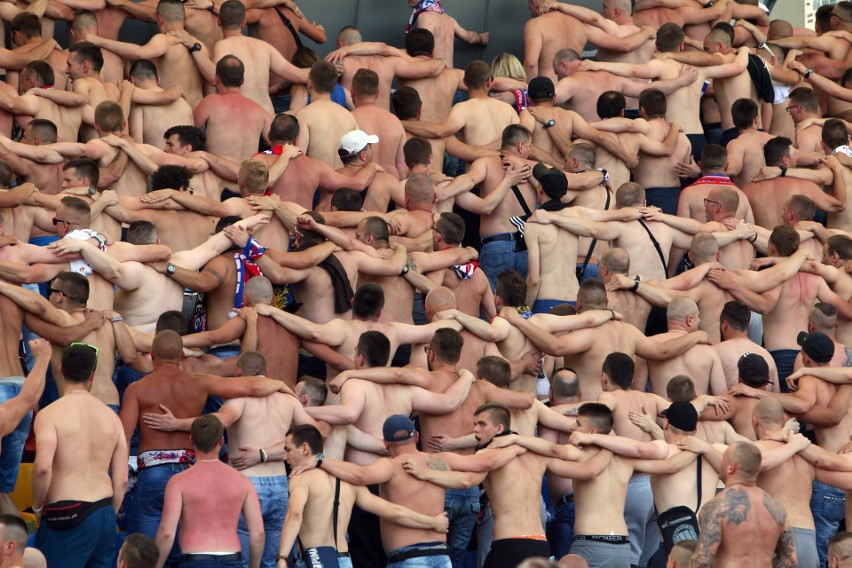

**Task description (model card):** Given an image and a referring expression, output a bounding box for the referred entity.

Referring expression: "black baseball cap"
[797,331,834,364]
[738,353,771,387]
[528,76,555,100]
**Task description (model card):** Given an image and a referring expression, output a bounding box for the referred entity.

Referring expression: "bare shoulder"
[762,490,787,527]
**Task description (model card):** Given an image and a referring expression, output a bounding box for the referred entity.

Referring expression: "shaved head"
[152,330,183,361]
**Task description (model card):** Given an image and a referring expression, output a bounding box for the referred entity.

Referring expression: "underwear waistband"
[137,449,196,470]
[574,535,630,544]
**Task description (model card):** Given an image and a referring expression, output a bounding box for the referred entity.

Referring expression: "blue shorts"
[645,187,680,216]
[299,546,339,568]
[0,378,31,492]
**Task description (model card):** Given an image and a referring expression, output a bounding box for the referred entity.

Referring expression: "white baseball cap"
[338,130,379,158]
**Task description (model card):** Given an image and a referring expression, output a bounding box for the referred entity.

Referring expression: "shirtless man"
[250,114,379,210]
[120,331,289,562]
[330,28,447,111]
[0,62,83,143]
[127,60,193,147]
[714,301,780,391]
[598,248,652,331]
[523,0,656,81]
[68,10,123,85]
[281,422,450,568]
[350,69,407,179]
[405,0,487,67]
[403,402,612,567]
[745,138,844,230]
[143,351,317,568]
[328,130,402,212]
[155,415,263,568]
[32,343,128,568]
[502,279,709,401]
[716,99,775,188]
[65,42,120,142]
[402,60,519,155]
[607,233,733,342]
[644,298,728,397]
[788,87,826,154]
[244,1,326,65]
[183,0,307,116]
[552,51,697,127]
[632,0,730,41]
[193,55,271,163]
[88,0,204,107]
[641,185,755,271]
[690,442,797,568]
[295,61,358,169]
[6,13,68,92]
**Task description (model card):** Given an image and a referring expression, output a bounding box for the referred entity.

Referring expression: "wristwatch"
[543,119,556,130]
[165,263,176,276]
[400,264,410,276]
[315,453,325,468]
[804,69,814,79]
[188,42,202,54]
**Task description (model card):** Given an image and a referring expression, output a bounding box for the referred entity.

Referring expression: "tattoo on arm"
[692,497,723,567]
[203,268,225,286]
[426,456,448,471]
[773,527,797,568]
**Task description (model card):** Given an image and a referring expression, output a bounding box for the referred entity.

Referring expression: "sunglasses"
[52,218,70,226]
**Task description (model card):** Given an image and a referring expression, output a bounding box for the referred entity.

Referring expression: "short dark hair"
[236,351,266,376]
[151,164,192,191]
[769,225,800,257]
[218,0,246,28]
[827,235,852,260]
[720,301,750,332]
[764,137,792,167]
[403,136,431,167]
[288,424,323,454]
[496,270,526,307]
[436,212,465,245]
[309,61,338,94]
[129,59,159,81]
[10,13,41,38]
[164,125,206,151]
[69,41,104,72]
[656,23,684,52]
[191,414,223,453]
[353,283,384,318]
[731,98,758,129]
[822,119,849,150]
[405,28,434,57]
[216,55,244,87]
[597,91,626,119]
[463,60,491,89]
[788,194,815,222]
[357,330,390,367]
[127,220,157,245]
[578,402,613,434]
[330,188,362,211]
[359,216,389,244]
[501,124,531,151]
[94,101,123,132]
[602,352,634,390]
[23,60,54,87]
[474,402,510,430]
[700,144,727,172]
[297,376,327,406]
[156,310,189,334]
[269,114,299,144]
[477,355,511,387]
[578,278,607,309]
[393,87,422,121]
[666,375,696,402]
[430,328,463,363]
[55,271,89,306]
[26,118,57,143]
[789,86,819,113]
[291,46,319,69]
[639,89,666,118]
[352,68,379,98]
[63,158,99,188]
[61,342,98,382]
[120,533,159,568]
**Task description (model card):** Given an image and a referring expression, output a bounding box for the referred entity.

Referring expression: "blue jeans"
[811,479,845,567]
[546,495,575,560]
[532,299,574,315]
[35,503,115,568]
[128,463,190,564]
[238,476,288,568]
[0,378,31,492]
[444,487,479,568]
[387,543,451,568]
[478,236,528,292]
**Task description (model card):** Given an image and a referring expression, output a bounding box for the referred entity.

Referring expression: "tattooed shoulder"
[763,492,787,527]
[426,456,448,471]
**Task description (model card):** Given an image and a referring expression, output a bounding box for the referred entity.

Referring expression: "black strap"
[332,477,341,548]
[637,219,668,274]
[511,185,533,217]
[578,188,612,278]
[273,6,303,49]
[695,455,702,513]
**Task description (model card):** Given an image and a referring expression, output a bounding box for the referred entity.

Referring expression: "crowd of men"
[5,0,852,567]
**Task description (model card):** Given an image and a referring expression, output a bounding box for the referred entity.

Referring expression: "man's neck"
[409,164,429,174]
[153,360,181,370]
[310,91,332,101]
[161,22,184,34]
[701,170,726,177]
[668,324,690,333]
[468,88,490,99]
[354,98,377,109]
[222,27,244,38]
[217,85,242,96]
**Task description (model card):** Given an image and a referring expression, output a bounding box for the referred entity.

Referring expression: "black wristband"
[632,275,640,291]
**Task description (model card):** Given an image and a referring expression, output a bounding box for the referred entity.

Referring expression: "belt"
[181,553,242,563]
[387,546,449,563]
[481,233,517,245]
[557,493,574,507]
[338,552,351,558]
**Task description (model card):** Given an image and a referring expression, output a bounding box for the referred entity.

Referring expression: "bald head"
[711,186,739,216]
[245,275,273,305]
[728,441,762,478]
[601,248,629,274]
[23,548,47,568]
[753,398,785,427]
[152,330,183,361]
[667,296,699,324]
[425,287,457,314]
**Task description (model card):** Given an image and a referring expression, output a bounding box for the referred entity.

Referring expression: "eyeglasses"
[785,105,799,113]
[70,342,99,376]
[703,198,721,207]
[49,287,67,298]
[431,225,445,239]
[52,218,70,226]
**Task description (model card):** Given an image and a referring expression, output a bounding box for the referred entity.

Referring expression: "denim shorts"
[0,378,31,492]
